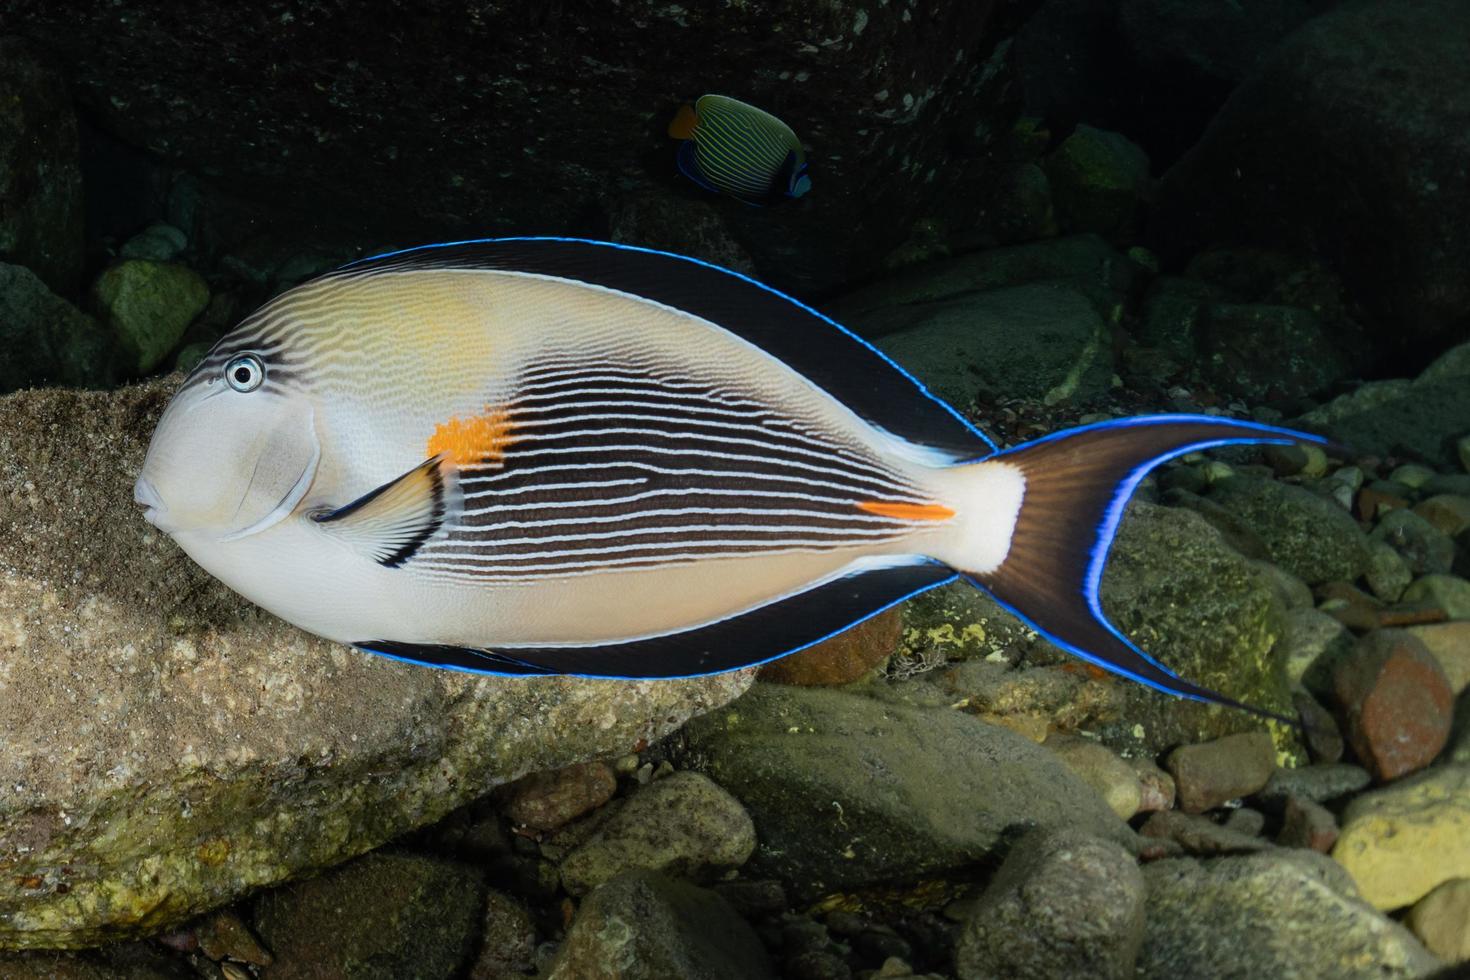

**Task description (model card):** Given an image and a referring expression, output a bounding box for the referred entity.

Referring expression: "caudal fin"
[965,415,1338,724]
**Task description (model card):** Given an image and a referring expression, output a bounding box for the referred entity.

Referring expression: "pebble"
[1291,687,1345,763]
[500,760,617,832]
[1405,878,1470,963]
[1402,573,1470,619]
[1277,796,1339,852]
[759,609,901,686]
[1356,483,1409,522]
[1043,734,1143,820]
[1128,756,1176,812]
[558,770,756,895]
[713,879,788,917]
[196,910,272,966]
[1400,620,1470,695]
[545,870,775,980]
[1413,494,1470,537]
[1221,807,1265,838]
[954,828,1145,980]
[1253,763,1370,809]
[1389,463,1436,490]
[468,890,537,980]
[1334,764,1470,910]
[118,221,187,261]
[1317,581,1384,633]
[1364,540,1413,602]
[1138,811,1271,856]
[1280,607,1351,684]
[1165,732,1276,813]
[1330,629,1453,782]
[786,950,853,980]
[1371,510,1455,576]
[1425,473,1470,497]
[89,258,210,372]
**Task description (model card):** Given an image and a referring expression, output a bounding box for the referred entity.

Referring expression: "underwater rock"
[605,188,755,276]
[1139,852,1439,979]
[1040,124,1150,240]
[251,851,483,980]
[1276,795,1339,853]
[1164,732,1276,814]
[117,223,187,263]
[88,259,209,374]
[1333,764,1470,910]
[1252,762,1370,811]
[981,162,1058,245]
[1406,878,1470,965]
[1134,276,1227,365]
[832,233,1143,326]
[759,608,901,686]
[1042,734,1143,820]
[1405,622,1470,696]
[1137,810,1270,857]
[1207,475,1370,586]
[1372,510,1456,578]
[545,870,774,980]
[1299,343,1470,471]
[1331,629,1454,783]
[1402,575,1470,621]
[499,760,618,833]
[1197,303,1347,404]
[1364,540,1413,603]
[1279,607,1351,685]
[557,771,756,896]
[0,379,752,948]
[468,889,538,980]
[0,262,116,394]
[953,827,1144,980]
[1153,0,1470,358]
[873,283,1113,407]
[0,37,84,295]
[681,683,1132,900]
[0,944,191,979]
[4,1,1029,296]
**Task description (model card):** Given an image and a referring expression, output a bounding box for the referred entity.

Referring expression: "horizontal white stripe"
[431,521,904,550]
[449,503,906,533]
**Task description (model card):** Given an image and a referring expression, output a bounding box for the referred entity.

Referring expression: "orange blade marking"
[855,500,956,521]
[427,407,516,466]
[667,103,699,139]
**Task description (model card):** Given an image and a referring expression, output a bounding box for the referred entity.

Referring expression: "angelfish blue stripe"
[341,237,1000,456]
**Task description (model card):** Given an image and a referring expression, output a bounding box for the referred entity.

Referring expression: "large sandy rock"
[0,379,751,949]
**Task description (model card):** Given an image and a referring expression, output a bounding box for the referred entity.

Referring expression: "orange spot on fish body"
[427,408,516,466]
[855,500,956,521]
[667,103,699,139]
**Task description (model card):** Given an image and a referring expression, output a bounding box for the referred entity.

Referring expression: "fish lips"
[133,476,177,532]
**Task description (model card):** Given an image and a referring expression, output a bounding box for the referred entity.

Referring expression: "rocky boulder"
[1152,0,1470,361]
[0,379,751,949]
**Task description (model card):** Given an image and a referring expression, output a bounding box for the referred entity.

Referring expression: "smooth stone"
[1402,574,1470,619]
[1128,756,1176,813]
[1405,878,1470,964]
[1043,734,1143,820]
[558,771,755,896]
[1365,540,1414,603]
[1138,810,1271,857]
[954,828,1144,980]
[1331,629,1454,782]
[0,262,116,394]
[1209,475,1370,586]
[682,684,1131,900]
[118,223,187,262]
[759,609,901,686]
[1253,763,1370,810]
[1390,464,1437,490]
[1277,796,1339,853]
[1334,764,1470,910]
[544,871,774,980]
[1280,607,1351,685]
[1165,732,1276,814]
[89,259,209,373]
[1371,509,1456,577]
[1292,686,1345,764]
[499,760,617,833]
[1414,494,1470,537]
[252,851,485,980]
[0,380,752,948]
[467,890,537,980]
[1139,853,1439,979]
[1405,622,1470,695]
[1040,124,1150,238]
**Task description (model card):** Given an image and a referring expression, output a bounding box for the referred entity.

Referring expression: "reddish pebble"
[1277,795,1339,852]
[500,761,617,832]
[1165,732,1277,814]
[759,608,902,686]
[1331,629,1453,782]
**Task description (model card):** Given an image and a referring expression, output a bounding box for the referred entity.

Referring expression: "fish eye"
[224,353,265,392]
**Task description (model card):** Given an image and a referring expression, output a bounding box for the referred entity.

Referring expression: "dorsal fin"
[312,455,450,567]
[332,238,997,458]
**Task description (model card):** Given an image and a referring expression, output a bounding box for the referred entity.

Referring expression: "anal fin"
[313,455,451,567]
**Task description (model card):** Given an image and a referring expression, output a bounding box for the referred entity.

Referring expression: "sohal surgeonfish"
[137,238,1327,720]
[668,94,811,205]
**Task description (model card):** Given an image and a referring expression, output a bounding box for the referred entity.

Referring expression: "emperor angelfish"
[668,94,811,205]
[136,238,1327,719]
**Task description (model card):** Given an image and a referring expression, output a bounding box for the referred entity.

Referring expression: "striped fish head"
[136,342,321,541]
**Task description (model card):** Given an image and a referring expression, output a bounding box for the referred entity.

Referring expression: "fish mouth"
[133,477,174,531]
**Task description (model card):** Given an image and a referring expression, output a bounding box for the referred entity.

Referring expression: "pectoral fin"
[312,455,450,567]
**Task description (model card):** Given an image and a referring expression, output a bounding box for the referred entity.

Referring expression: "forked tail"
[962,415,1338,724]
